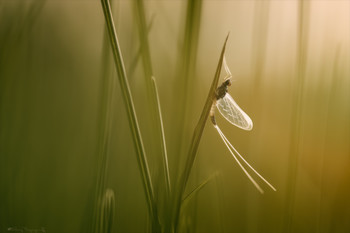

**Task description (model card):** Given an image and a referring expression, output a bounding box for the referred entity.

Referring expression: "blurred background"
[0,0,349,233]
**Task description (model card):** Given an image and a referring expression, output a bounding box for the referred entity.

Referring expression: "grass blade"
[173,0,203,177]
[179,32,229,200]
[100,0,155,221]
[99,189,115,233]
[134,0,154,81]
[91,13,116,233]
[134,0,171,198]
[283,1,310,232]
[127,14,155,78]
[151,76,171,196]
[182,172,217,204]
[173,33,230,232]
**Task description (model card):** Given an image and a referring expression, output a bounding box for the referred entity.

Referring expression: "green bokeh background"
[1,1,349,233]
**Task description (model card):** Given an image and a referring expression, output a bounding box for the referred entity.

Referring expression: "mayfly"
[210,55,276,194]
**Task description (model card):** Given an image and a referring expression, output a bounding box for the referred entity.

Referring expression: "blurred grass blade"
[180,173,217,233]
[178,0,203,100]
[214,174,225,233]
[151,76,171,196]
[317,46,341,232]
[100,0,155,219]
[182,172,217,204]
[134,0,154,81]
[283,1,310,231]
[173,33,230,232]
[99,189,115,233]
[173,0,203,176]
[128,14,155,77]
[134,0,171,194]
[91,13,115,233]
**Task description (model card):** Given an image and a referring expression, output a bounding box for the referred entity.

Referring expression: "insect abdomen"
[210,103,217,125]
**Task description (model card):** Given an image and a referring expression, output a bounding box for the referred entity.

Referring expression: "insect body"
[210,55,275,194]
[210,72,253,130]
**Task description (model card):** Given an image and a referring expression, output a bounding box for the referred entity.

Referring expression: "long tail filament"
[214,125,276,193]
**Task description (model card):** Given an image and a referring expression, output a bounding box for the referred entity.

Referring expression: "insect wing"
[216,94,253,130]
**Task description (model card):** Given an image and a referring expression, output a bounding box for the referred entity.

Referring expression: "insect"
[210,55,276,194]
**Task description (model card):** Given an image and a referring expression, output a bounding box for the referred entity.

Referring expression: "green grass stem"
[317,46,341,232]
[127,14,155,78]
[134,0,154,80]
[283,1,310,232]
[99,189,115,233]
[173,33,230,232]
[91,16,115,233]
[214,174,225,233]
[100,0,156,224]
[151,76,171,196]
[133,0,172,199]
[181,172,217,205]
[173,0,203,177]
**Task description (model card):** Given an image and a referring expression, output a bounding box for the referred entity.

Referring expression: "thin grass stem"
[151,76,171,196]
[182,172,217,204]
[317,46,341,232]
[173,0,203,180]
[134,0,154,81]
[99,189,115,233]
[173,33,230,232]
[127,14,155,78]
[100,0,155,221]
[214,173,225,233]
[92,13,115,233]
[283,1,310,232]
[134,1,172,205]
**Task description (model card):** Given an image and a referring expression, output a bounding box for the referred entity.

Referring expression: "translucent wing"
[216,93,253,130]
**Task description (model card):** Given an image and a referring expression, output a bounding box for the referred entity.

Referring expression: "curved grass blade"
[134,0,171,198]
[173,33,230,232]
[134,0,154,82]
[99,189,115,233]
[172,0,203,179]
[91,13,116,233]
[100,0,155,219]
[179,32,229,199]
[151,76,171,196]
[182,172,218,204]
[128,14,155,78]
[283,1,310,231]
